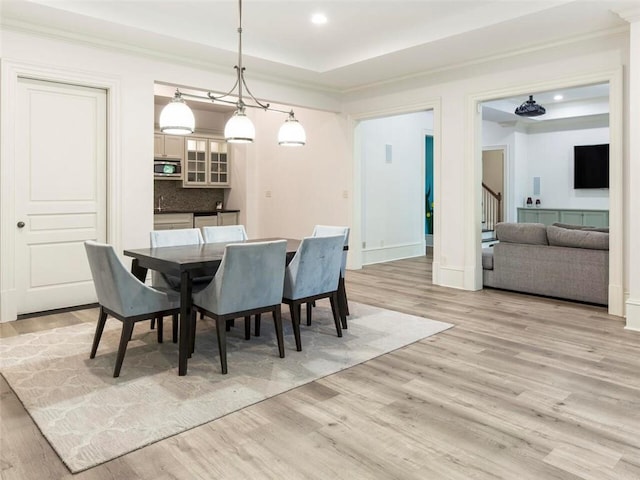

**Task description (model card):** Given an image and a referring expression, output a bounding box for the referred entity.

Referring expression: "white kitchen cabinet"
[216,211,238,226]
[194,212,239,231]
[193,215,218,229]
[184,137,229,188]
[153,213,194,230]
[154,134,184,159]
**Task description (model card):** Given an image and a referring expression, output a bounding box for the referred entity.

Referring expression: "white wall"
[358,111,433,264]
[520,126,609,211]
[228,103,351,242]
[482,119,610,220]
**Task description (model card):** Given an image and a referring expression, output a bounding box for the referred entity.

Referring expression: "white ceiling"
[1,0,635,93]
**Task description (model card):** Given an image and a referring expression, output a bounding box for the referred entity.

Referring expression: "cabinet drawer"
[194,215,218,229]
[153,213,194,230]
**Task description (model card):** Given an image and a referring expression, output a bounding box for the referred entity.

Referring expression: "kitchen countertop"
[153,209,240,215]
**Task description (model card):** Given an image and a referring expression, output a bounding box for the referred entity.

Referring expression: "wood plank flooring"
[2,255,639,479]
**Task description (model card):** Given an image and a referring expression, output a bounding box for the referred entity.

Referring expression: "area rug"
[0,302,452,473]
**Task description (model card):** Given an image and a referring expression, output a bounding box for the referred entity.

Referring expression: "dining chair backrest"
[283,235,344,301]
[150,228,203,248]
[312,225,350,276]
[202,225,248,243]
[193,240,287,316]
[85,240,175,318]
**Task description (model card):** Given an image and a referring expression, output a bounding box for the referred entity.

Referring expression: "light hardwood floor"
[2,255,639,479]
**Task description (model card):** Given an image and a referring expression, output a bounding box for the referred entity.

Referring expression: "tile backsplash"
[154,181,224,211]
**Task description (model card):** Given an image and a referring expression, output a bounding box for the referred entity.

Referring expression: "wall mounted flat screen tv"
[574,143,609,189]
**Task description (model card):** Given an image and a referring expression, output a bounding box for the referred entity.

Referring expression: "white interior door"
[15,78,107,315]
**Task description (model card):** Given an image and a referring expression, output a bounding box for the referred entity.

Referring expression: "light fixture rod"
[159,0,306,145]
[236,0,244,109]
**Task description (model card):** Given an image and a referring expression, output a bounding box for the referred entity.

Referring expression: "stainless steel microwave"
[154,159,182,178]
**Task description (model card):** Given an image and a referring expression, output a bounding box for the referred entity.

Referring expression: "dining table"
[124,238,348,376]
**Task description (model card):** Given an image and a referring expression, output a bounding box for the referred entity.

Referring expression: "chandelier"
[159,0,306,146]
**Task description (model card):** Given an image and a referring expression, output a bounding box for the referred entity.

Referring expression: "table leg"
[178,270,193,376]
[130,259,147,282]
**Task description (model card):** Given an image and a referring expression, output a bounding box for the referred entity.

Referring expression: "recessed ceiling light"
[311,12,328,25]
[553,94,563,101]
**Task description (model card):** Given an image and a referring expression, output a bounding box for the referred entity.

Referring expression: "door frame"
[482,145,509,223]
[0,60,122,322]
[349,99,441,279]
[467,68,624,317]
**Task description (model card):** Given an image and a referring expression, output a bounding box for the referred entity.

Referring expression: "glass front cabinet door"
[208,140,229,186]
[184,137,230,188]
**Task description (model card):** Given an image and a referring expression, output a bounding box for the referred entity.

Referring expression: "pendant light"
[278,111,306,146]
[159,90,195,134]
[159,0,306,146]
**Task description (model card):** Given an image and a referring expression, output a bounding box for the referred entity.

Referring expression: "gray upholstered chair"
[308,225,350,327]
[281,235,345,351]
[202,225,248,243]
[191,240,287,374]
[84,240,180,377]
[149,228,204,290]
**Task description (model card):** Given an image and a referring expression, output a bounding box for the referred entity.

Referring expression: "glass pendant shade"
[225,110,255,143]
[159,91,195,135]
[278,115,306,146]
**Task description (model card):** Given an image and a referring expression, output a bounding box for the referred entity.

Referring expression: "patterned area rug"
[0,302,452,473]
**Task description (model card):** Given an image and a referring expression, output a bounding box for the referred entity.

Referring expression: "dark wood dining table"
[124,238,303,375]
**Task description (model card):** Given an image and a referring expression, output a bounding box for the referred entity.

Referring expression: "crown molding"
[341,25,629,95]
[614,7,640,23]
[0,18,339,97]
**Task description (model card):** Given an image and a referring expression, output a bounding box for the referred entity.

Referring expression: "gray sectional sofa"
[482,222,609,305]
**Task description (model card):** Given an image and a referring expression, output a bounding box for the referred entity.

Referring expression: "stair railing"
[482,183,502,232]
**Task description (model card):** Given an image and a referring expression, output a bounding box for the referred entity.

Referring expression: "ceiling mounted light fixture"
[514,95,546,117]
[159,0,306,146]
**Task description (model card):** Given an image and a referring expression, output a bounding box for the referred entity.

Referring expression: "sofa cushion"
[547,225,609,250]
[495,222,548,245]
[582,227,610,233]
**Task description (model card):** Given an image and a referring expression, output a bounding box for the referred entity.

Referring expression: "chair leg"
[150,317,157,330]
[226,319,234,331]
[273,305,285,358]
[289,302,302,351]
[306,302,312,326]
[90,307,108,358]
[244,316,251,340]
[254,313,261,336]
[329,293,343,338]
[157,317,164,343]
[114,320,135,378]
[172,314,178,343]
[338,277,349,329]
[215,317,228,374]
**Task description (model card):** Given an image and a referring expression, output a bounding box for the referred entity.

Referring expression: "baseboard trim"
[624,298,640,331]
[362,242,425,265]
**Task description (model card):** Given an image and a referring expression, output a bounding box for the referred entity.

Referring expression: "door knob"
[17,221,25,228]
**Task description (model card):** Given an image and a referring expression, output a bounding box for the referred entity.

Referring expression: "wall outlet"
[265,190,272,198]
[343,190,349,199]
